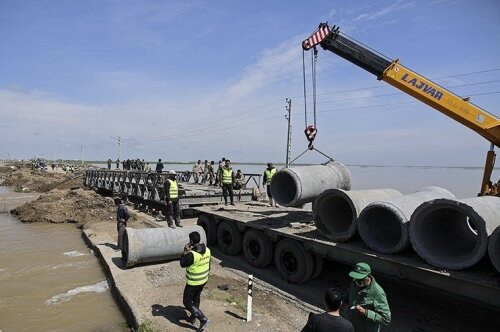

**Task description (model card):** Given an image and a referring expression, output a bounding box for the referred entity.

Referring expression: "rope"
[302,50,308,127]
[312,48,318,128]
[290,145,335,164]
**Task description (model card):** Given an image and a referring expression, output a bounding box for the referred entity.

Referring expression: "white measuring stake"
[246,274,253,322]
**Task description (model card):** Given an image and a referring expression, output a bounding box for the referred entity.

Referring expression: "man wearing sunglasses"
[346,262,391,332]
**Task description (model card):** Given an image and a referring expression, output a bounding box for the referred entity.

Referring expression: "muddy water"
[0,187,127,332]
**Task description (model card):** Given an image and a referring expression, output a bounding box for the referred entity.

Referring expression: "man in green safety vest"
[163,170,182,228]
[180,231,211,332]
[263,162,277,207]
[219,159,235,205]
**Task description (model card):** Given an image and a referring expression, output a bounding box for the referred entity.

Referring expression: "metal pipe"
[270,161,352,207]
[358,187,455,253]
[409,196,500,270]
[488,225,500,273]
[314,188,402,242]
[122,225,207,268]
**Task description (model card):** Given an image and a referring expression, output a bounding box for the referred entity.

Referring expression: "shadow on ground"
[151,304,196,330]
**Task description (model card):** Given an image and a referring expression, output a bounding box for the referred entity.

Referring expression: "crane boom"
[303,23,500,195]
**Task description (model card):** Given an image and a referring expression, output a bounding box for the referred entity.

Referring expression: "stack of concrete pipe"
[122,225,207,268]
[357,186,455,253]
[270,161,352,207]
[409,196,500,270]
[313,188,402,242]
[270,163,500,272]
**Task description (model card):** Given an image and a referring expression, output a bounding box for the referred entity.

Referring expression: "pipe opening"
[270,172,297,206]
[416,208,480,264]
[361,207,402,251]
[318,195,353,234]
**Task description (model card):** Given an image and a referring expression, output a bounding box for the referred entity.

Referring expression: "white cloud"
[219,36,304,103]
[352,1,415,22]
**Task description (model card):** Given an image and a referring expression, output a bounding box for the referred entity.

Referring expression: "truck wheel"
[197,214,217,245]
[311,254,324,280]
[242,229,273,267]
[217,221,242,255]
[274,239,314,284]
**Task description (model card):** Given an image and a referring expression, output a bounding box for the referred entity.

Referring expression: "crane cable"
[294,44,334,164]
[302,48,318,147]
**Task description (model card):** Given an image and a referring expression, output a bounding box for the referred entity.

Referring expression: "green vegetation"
[137,320,156,332]
[209,288,246,313]
[14,186,30,193]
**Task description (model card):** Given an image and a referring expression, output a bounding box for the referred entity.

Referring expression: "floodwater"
[0,187,127,332]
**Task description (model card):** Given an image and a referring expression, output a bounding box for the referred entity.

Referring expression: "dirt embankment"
[10,188,130,228]
[1,163,132,228]
[1,164,84,192]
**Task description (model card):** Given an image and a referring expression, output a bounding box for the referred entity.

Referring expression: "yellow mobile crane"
[303,23,500,196]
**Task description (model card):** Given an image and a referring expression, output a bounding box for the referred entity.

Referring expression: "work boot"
[191,307,209,332]
[187,313,196,325]
[197,317,209,332]
[175,221,183,228]
[167,219,175,229]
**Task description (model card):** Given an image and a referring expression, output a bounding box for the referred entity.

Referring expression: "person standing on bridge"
[219,159,235,205]
[156,158,164,173]
[263,162,277,207]
[301,289,354,332]
[192,160,202,184]
[345,262,391,332]
[207,161,216,186]
[107,158,112,170]
[164,170,182,228]
[115,197,131,250]
[180,231,210,332]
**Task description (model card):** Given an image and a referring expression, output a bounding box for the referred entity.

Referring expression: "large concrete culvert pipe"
[122,225,207,268]
[270,161,352,207]
[358,186,455,254]
[488,226,500,274]
[409,196,500,270]
[314,188,402,242]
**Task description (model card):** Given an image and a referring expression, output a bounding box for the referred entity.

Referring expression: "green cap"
[349,262,371,279]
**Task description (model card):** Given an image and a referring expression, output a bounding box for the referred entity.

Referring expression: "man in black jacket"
[115,197,131,250]
[301,289,354,332]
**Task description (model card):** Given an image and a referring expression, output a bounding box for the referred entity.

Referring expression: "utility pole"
[118,136,122,161]
[285,98,292,168]
[81,145,84,165]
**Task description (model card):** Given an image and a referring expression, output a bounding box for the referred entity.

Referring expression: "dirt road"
[84,219,311,332]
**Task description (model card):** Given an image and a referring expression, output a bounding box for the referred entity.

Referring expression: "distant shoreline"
[1,159,496,170]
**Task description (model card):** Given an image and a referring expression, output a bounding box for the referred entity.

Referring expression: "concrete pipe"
[314,188,402,242]
[270,161,352,207]
[358,186,455,254]
[409,196,500,270]
[488,226,500,274]
[122,225,207,268]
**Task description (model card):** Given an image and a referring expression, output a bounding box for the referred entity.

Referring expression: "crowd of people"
[108,158,152,172]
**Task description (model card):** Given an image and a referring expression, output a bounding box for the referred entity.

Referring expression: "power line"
[130,80,500,142]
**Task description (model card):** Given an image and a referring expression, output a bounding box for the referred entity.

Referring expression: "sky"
[1,0,499,167]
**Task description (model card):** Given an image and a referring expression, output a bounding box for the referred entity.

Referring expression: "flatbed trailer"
[193,202,500,309]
